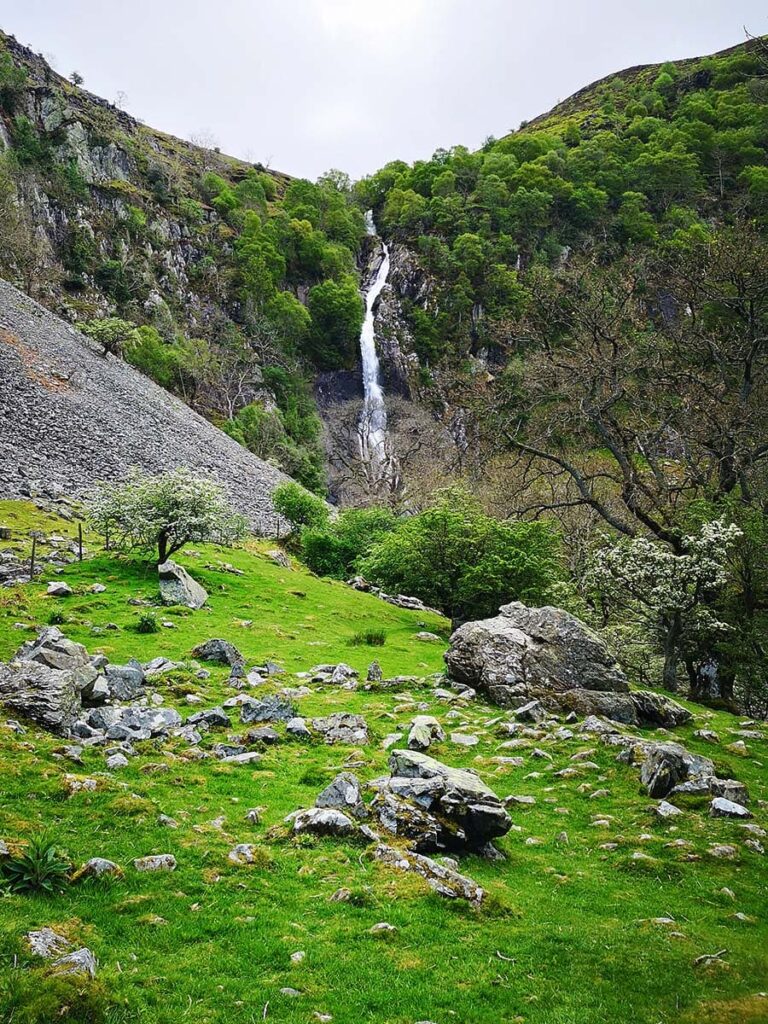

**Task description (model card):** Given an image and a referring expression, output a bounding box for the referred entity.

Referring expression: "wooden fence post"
[78,523,83,562]
[29,535,37,582]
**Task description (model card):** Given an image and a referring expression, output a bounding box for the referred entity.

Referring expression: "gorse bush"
[1,836,71,894]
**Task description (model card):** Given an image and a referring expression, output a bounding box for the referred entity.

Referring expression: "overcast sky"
[3,1,767,181]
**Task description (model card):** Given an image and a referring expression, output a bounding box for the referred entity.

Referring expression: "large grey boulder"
[240,695,297,725]
[14,626,98,692]
[0,660,82,735]
[104,660,145,701]
[445,602,627,707]
[552,688,692,728]
[158,560,207,609]
[372,749,511,852]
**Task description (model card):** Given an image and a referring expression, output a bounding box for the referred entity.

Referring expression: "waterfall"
[358,210,392,482]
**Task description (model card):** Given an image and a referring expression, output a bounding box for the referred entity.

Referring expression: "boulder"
[373,843,484,904]
[187,706,231,729]
[286,716,312,739]
[47,581,73,597]
[286,807,356,837]
[408,715,445,751]
[0,660,82,735]
[191,638,243,667]
[104,660,145,701]
[445,602,628,707]
[710,797,752,819]
[635,742,715,798]
[372,749,511,852]
[158,560,207,609]
[315,772,368,820]
[311,712,369,745]
[133,854,176,871]
[51,947,97,978]
[240,695,297,725]
[552,688,692,728]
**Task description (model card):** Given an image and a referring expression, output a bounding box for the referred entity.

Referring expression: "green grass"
[0,502,766,1024]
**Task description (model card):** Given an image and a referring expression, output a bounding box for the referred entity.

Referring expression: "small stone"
[222,751,263,765]
[450,732,479,747]
[286,717,311,739]
[245,807,263,825]
[708,844,738,859]
[290,950,306,963]
[106,753,128,770]
[51,947,97,978]
[133,854,176,872]
[369,922,397,938]
[280,987,302,998]
[504,795,536,806]
[157,814,179,828]
[329,887,352,902]
[654,800,683,819]
[46,581,73,597]
[228,844,261,865]
[73,857,123,880]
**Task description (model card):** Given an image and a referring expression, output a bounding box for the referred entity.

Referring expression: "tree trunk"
[661,613,681,692]
[157,531,168,564]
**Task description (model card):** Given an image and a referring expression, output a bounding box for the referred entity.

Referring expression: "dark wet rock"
[191,638,244,668]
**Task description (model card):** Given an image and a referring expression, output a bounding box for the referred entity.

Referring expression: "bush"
[300,507,397,579]
[351,629,386,646]
[136,611,159,634]
[359,488,562,624]
[47,609,66,625]
[1,836,71,894]
[273,482,329,532]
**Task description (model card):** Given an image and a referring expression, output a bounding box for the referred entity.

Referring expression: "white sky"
[2,1,767,180]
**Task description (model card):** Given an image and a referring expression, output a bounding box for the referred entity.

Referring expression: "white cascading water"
[358,210,391,479]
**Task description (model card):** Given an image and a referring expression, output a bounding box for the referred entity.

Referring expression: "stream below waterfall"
[358,211,392,482]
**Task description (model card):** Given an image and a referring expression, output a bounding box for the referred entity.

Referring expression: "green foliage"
[359,489,562,622]
[306,275,364,369]
[0,972,113,1024]
[136,610,159,634]
[1,836,70,894]
[81,317,137,355]
[0,47,27,113]
[123,325,185,390]
[350,629,386,646]
[87,468,248,563]
[299,507,397,579]
[272,482,329,532]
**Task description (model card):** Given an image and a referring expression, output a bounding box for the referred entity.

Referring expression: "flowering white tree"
[588,519,742,693]
[87,469,248,564]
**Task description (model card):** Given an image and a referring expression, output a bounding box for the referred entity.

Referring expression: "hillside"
[0,279,288,531]
[0,500,766,1024]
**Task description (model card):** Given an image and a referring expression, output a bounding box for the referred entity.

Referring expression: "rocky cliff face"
[0,32,289,338]
[0,279,289,532]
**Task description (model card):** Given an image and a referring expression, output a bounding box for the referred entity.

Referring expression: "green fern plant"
[1,836,71,894]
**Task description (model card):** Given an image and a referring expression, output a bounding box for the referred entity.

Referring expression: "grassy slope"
[0,503,766,1024]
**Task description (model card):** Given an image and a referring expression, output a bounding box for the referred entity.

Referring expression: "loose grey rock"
[367,661,383,683]
[104,660,145,701]
[228,843,262,865]
[0,660,82,735]
[191,638,243,667]
[407,715,445,751]
[710,798,752,819]
[222,751,263,765]
[286,807,356,836]
[105,752,128,770]
[316,772,368,820]
[286,716,312,739]
[311,712,368,745]
[47,581,73,597]
[158,560,208,609]
[26,927,71,959]
[241,695,297,725]
[75,857,123,879]
[133,854,176,871]
[52,947,97,978]
[187,707,231,729]
[654,800,683,819]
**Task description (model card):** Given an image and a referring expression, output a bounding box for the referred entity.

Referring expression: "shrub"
[136,611,159,634]
[47,609,66,625]
[351,629,386,646]
[272,482,329,532]
[1,836,71,894]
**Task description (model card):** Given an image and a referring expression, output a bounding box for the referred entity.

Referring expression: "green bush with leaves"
[272,482,329,534]
[1,836,71,894]
[299,507,397,579]
[359,489,562,624]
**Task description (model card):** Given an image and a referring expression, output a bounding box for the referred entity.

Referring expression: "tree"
[306,276,364,369]
[69,71,84,86]
[588,520,742,694]
[359,488,561,624]
[272,482,329,533]
[87,469,248,563]
[80,317,137,356]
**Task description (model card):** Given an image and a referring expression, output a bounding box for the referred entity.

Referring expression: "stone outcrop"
[158,560,208,609]
[445,602,628,705]
[371,749,511,852]
[0,660,82,735]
